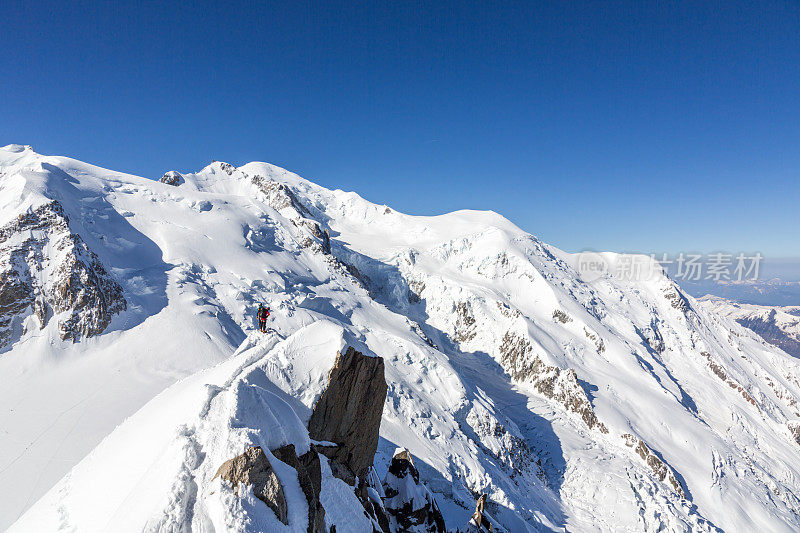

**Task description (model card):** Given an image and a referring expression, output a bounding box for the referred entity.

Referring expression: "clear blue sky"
[2,1,799,256]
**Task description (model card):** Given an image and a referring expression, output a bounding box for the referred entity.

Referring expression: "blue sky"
[2,1,799,257]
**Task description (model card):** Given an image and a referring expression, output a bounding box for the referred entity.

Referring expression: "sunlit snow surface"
[2,145,800,532]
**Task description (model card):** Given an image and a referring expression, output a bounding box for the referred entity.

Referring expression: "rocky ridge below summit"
[0,200,125,346]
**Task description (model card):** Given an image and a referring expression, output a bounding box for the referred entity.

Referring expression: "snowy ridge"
[10,324,376,532]
[2,145,800,532]
[699,295,800,358]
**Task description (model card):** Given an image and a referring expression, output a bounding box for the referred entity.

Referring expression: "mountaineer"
[257,303,270,332]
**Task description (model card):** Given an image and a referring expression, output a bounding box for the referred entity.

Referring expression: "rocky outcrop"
[407,280,425,304]
[0,262,33,342]
[552,309,572,324]
[454,301,477,343]
[158,171,184,186]
[701,351,759,408]
[663,285,692,314]
[273,444,326,533]
[247,173,333,255]
[622,434,686,498]
[305,345,427,532]
[465,494,494,532]
[584,327,605,353]
[496,301,521,319]
[214,444,326,532]
[358,467,392,533]
[0,201,126,345]
[788,422,800,447]
[382,448,446,533]
[308,346,388,484]
[499,331,608,433]
[217,161,236,175]
[213,446,288,524]
[251,174,311,217]
[299,220,332,255]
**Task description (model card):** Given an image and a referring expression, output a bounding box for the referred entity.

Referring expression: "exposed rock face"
[663,285,692,313]
[701,351,759,408]
[454,301,477,343]
[0,261,33,341]
[214,444,327,532]
[622,434,686,498]
[251,174,311,217]
[407,280,425,304]
[273,444,326,533]
[0,201,126,345]
[788,422,800,447]
[552,309,572,324]
[299,220,332,255]
[496,301,521,319]
[218,161,236,175]
[213,446,288,524]
[465,494,494,532]
[583,327,605,353]
[382,448,446,533]
[304,345,396,531]
[247,173,333,255]
[357,467,391,533]
[342,262,369,287]
[158,171,184,186]
[499,331,608,433]
[308,346,388,484]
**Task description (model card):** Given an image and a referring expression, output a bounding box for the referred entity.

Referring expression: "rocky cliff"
[0,200,125,346]
[308,346,388,484]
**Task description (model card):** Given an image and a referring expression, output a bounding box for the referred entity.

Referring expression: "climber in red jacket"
[257,303,270,332]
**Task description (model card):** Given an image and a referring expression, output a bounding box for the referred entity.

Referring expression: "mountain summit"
[2,146,800,532]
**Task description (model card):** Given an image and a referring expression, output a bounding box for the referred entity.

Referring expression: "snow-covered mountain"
[699,295,800,359]
[2,144,800,532]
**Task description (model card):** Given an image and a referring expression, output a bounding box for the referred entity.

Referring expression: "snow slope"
[3,145,800,532]
[699,295,800,358]
[9,324,379,532]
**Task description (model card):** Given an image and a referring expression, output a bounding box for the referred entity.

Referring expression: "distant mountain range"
[699,296,800,358]
[676,275,800,307]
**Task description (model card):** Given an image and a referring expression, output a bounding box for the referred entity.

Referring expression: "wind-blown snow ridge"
[2,145,800,532]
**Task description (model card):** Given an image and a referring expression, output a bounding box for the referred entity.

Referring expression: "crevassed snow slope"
[3,145,800,532]
[242,161,800,531]
[0,147,326,527]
